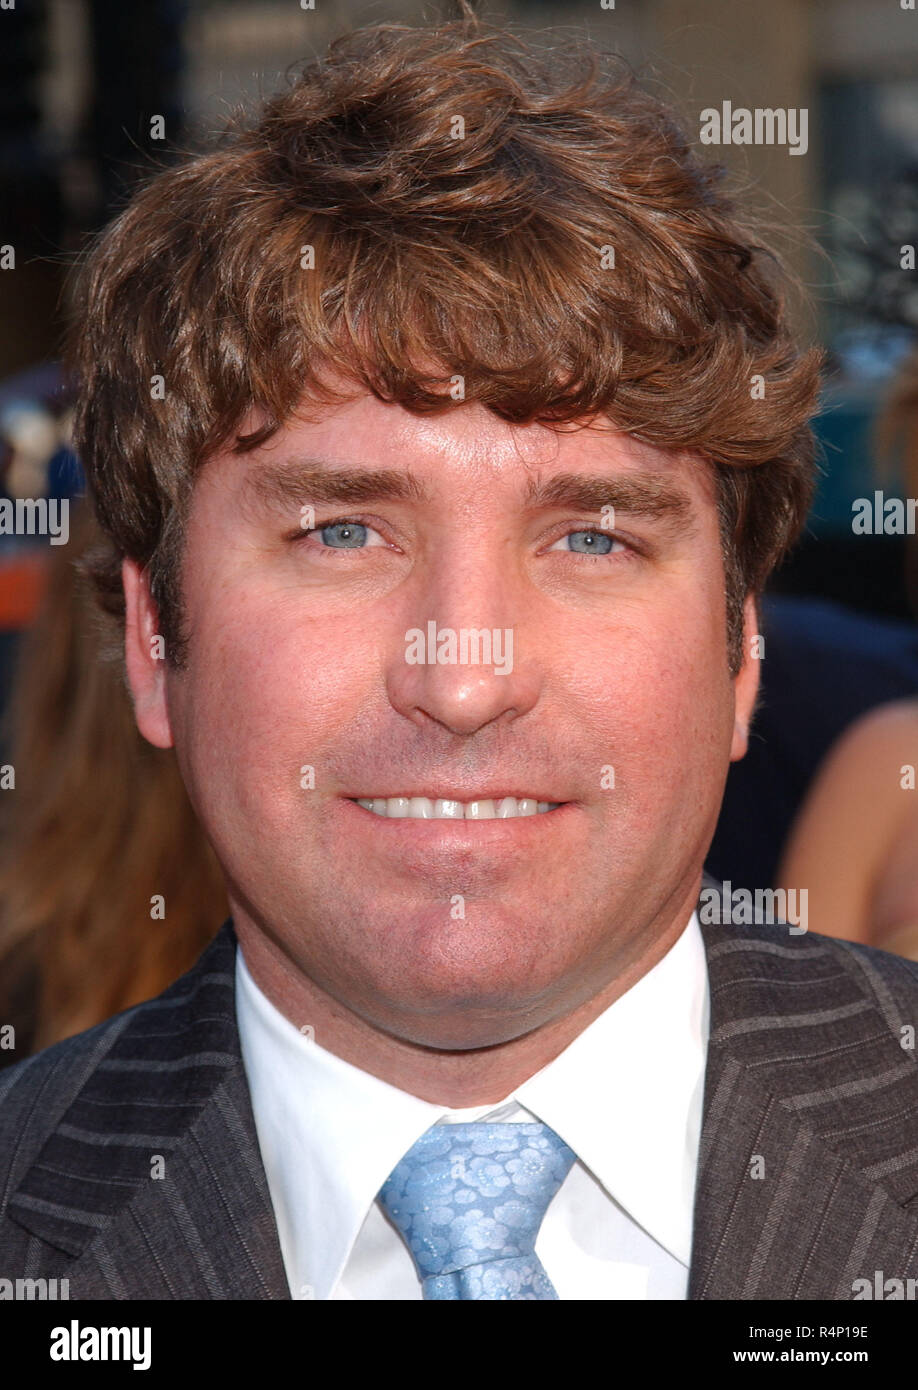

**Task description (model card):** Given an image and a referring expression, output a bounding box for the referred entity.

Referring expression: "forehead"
[200,388,719,518]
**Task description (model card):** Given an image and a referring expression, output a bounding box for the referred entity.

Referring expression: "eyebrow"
[242,458,428,510]
[524,471,695,531]
[242,456,696,533]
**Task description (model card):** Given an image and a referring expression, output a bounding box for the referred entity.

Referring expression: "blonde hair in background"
[0,498,228,1055]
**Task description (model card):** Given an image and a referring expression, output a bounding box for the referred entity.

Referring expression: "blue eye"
[292,517,388,555]
[553,530,620,554]
[319,522,369,548]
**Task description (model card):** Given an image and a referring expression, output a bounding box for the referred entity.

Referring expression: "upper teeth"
[353,797,560,819]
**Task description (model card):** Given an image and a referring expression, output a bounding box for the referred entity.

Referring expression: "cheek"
[186,568,368,720]
[170,584,358,829]
[563,587,733,798]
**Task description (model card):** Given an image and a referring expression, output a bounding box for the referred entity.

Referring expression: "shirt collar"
[514,911,709,1264]
[236,910,708,1298]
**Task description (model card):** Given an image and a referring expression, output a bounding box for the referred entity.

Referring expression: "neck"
[232,888,698,1107]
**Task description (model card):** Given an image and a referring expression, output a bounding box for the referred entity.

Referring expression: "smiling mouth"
[349,796,563,820]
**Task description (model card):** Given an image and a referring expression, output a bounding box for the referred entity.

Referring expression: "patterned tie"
[377,1121,577,1299]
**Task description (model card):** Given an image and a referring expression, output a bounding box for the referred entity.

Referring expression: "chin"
[350,954,571,1051]
[367,994,560,1053]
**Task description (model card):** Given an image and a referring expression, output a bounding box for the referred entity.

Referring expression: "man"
[2,13,918,1302]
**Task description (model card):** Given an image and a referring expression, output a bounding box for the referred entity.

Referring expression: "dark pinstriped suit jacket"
[3,874,918,1300]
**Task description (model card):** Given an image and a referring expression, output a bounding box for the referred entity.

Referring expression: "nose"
[385,550,543,736]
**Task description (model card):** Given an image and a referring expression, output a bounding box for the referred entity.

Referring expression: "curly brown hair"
[65,12,825,675]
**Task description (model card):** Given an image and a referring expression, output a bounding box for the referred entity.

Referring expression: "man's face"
[125,390,758,1050]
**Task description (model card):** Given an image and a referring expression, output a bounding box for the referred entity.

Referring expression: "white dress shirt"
[235,910,709,1300]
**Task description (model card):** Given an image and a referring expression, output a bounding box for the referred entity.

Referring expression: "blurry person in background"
[777,347,918,959]
[0,497,227,1064]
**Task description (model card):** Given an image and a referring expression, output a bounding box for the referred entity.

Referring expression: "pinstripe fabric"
[0,932,289,1298]
[689,898,918,1299]
[2,873,918,1299]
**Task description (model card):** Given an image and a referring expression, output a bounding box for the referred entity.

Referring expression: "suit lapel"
[6,921,290,1299]
[690,876,918,1298]
[60,1063,290,1299]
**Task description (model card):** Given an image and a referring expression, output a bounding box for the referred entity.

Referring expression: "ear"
[730,593,761,763]
[122,557,175,749]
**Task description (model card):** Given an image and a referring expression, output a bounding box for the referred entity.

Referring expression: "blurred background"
[3,0,918,1055]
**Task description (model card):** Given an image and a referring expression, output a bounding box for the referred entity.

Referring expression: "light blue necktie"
[377,1121,576,1299]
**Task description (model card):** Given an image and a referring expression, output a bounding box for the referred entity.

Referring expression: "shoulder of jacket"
[812,931,918,1031]
[0,1003,143,1212]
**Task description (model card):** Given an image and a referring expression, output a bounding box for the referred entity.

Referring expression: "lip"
[334,798,580,882]
[342,791,569,805]
[341,796,575,833]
